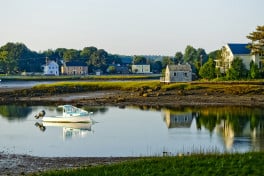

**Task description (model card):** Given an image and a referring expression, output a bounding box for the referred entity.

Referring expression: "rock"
[142,93,148,97]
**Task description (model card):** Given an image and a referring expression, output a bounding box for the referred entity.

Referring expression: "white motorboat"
[35,105,93,123]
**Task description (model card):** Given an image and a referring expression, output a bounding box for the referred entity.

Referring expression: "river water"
[0,105,263,157]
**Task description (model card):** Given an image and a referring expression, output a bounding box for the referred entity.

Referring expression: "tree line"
[0,25,263,80]
[0,43,126,74]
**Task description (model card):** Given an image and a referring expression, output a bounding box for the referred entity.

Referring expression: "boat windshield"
[62,105,86,114]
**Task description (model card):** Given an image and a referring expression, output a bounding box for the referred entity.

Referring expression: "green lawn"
[33,153,264,176]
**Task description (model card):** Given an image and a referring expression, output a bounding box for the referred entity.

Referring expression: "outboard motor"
[35,110,46,119]
[35,122,46,132]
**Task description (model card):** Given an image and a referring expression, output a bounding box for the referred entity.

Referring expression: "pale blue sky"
[0,0,263,55]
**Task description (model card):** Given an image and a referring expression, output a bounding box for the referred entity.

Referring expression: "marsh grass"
[0,75,159,81]
[35,152,264,176]
[13,80,264,97]
[32,81,161,93]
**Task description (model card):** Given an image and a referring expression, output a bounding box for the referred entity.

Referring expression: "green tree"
[133,56,146,65]
[208,50,221,60]
[199,58,216,80]
[162,56,173,68]
[107,65,116,74]
[197,48,208,65]
[226,57,247,80]
[183,45,197,63]
[174,51,183,64]
[0,51,8,73]
[0,42,40,73]
[55,48,67,59]
[151,60,162,73]
[88,49,109,72]
[63,49,80,62]
[249,61,260,79]
[80,47,97,58]
[247,25,264,56]
[43,49,56,58]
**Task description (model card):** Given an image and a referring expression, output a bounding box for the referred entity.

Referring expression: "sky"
[0,0,263,56]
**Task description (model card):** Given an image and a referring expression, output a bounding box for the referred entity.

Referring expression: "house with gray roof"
[215,43,260,73]
[160,64,192,83]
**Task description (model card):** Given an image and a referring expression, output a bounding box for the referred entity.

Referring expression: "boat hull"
[42,116,91,123]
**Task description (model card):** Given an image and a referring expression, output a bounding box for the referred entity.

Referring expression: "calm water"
[0,105,264,157]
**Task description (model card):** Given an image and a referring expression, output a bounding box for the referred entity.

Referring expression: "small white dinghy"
[35,105,93,123]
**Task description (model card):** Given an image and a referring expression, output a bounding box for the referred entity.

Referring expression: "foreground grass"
[33,153,264,176]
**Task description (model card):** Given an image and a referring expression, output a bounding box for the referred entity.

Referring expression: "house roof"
[121,57,132,64]
[167,64,192,72]
[227,43,251,55]
[65,61,87,67]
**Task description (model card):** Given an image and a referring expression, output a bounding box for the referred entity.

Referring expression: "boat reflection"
[35,122,92,140]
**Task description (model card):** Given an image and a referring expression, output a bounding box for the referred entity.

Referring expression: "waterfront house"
[43,60,59,76]
[215,43,260,73]
[160,64,192,83]
[131,65,151,74]
[61,61,88,75]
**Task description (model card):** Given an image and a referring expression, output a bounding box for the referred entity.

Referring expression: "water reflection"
[1,105,264,156]
[35,122,92,140]
[0,105,32,121]
[162,106,264,152]
[163,109,197,128]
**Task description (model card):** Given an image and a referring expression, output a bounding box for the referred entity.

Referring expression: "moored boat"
[35,105,93,123]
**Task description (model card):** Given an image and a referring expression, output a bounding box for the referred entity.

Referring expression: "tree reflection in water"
[163,106,264,151]
[0,105,32,121]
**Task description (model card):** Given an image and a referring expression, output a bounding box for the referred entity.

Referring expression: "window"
[184,72,188,77]
[174,72,177,76]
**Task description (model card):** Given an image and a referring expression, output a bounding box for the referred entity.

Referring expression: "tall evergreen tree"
[247,25,264,57]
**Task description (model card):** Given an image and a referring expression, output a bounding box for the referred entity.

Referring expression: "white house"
[215,43,260,73]
[131,65,151,74]
[43,60,59,76]
[160,64,192,83]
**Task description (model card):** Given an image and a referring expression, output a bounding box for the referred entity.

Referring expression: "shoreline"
[1,87,263,107]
